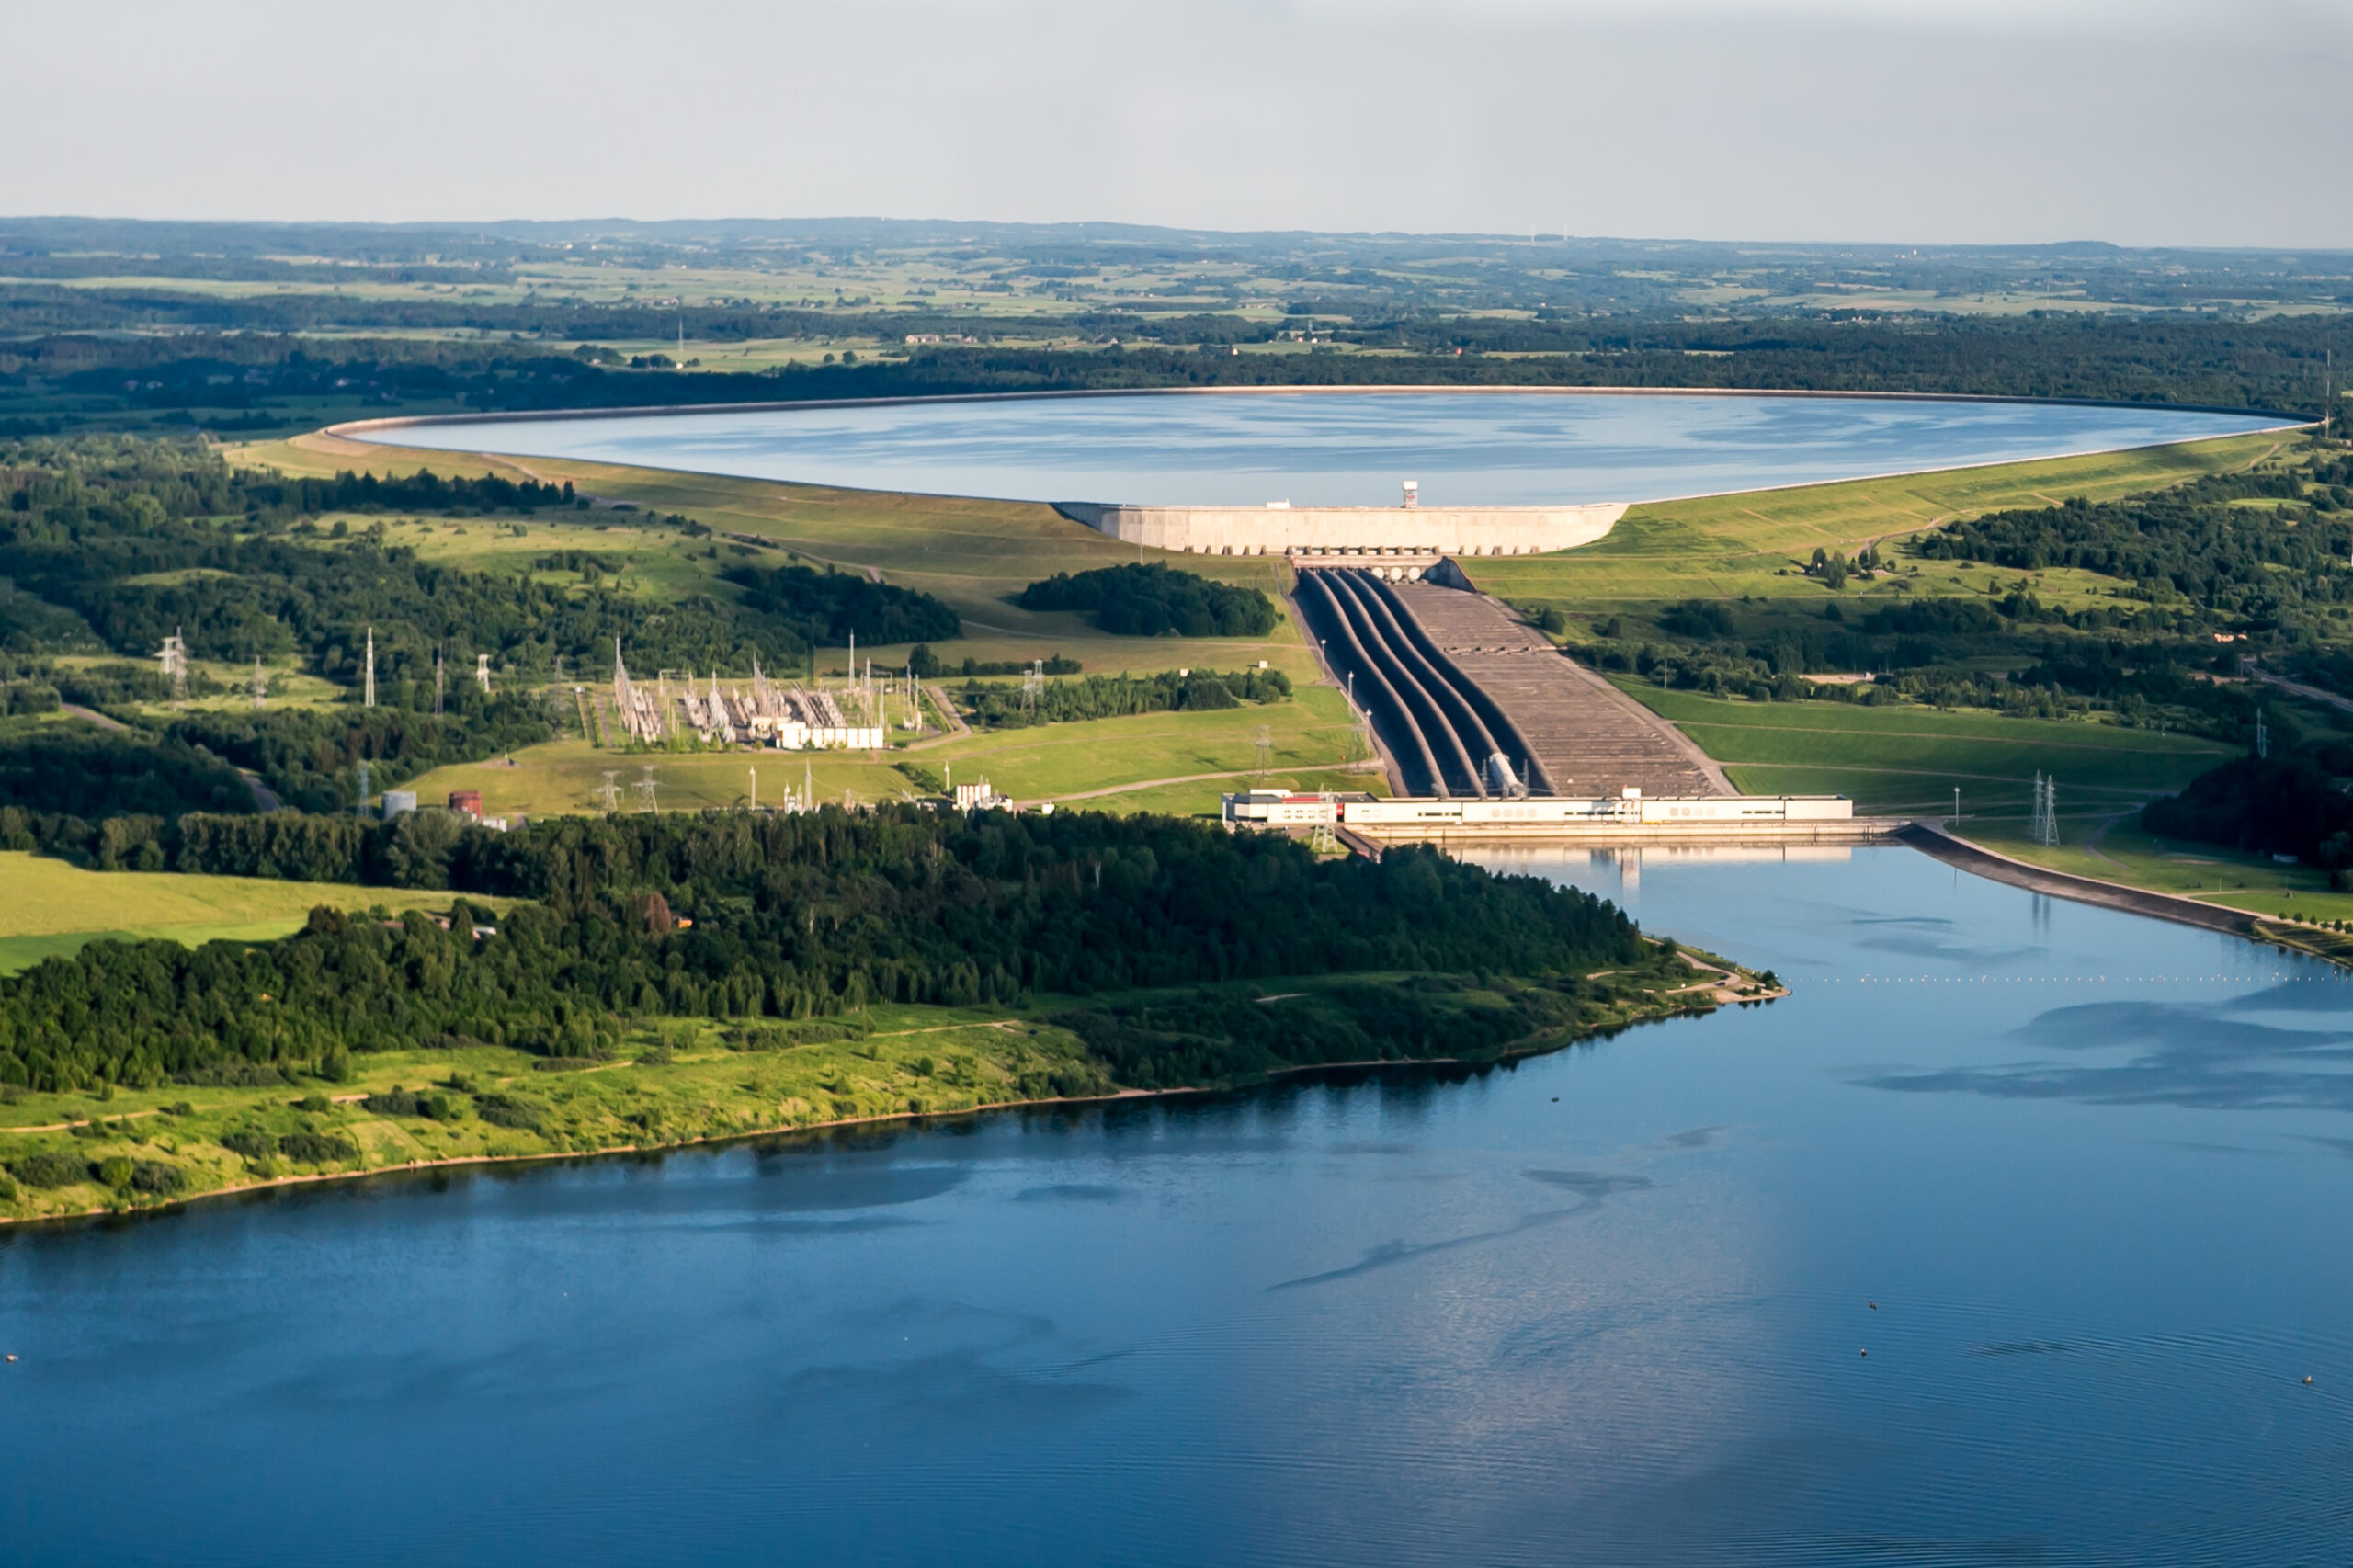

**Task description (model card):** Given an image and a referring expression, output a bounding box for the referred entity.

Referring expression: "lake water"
[5,846,2349,1565]
[361,392,2290,507]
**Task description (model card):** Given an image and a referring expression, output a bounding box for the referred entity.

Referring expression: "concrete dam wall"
[1054,501,1627,557]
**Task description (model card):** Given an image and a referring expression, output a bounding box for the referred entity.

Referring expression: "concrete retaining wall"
[1054,502,1626,557]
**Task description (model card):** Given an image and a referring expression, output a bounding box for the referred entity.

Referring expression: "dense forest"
[0,439,817,681]
[164,699,557,814]
[2143,753,2353,874]
[1559,446,2353,737]
[1019,563,1279,638]
[722,562,961,647]
[0,807,1643,1096]
[1915,463,2353,599]
[0,732,256,831]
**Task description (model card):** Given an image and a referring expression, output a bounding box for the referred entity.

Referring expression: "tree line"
[0,806,1645,1096]
[6,312,2347,442]
[722,562,961,647]
[951,667,1292,730]
[1019,563,1278,638]
[2,437,816,683]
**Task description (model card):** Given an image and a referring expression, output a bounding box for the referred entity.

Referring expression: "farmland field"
[0,853,512,973]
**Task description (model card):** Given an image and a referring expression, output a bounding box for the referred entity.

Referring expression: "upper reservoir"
[357,391,2292,507]
[6,849,2348,1566]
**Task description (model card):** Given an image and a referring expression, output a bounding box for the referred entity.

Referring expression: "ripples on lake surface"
[5,847,2351,1567]
[364,392,2288,507]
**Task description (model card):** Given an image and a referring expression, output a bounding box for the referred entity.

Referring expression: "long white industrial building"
[1223,789,1895,842]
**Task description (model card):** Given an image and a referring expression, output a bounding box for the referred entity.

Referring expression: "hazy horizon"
[13,0,2350,249]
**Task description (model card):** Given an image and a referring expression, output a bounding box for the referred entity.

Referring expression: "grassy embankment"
[1615,684,2234,818]
[228,431,1372,816]
[0,945,1755,1225]
[0,852,517,974]
[1608,683,2353,917]
[1470,429,2294,622]
[1474,429,2353,925]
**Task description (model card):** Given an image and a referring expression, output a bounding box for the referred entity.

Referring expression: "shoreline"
[0,985,1770,1232]
[319,398,2304,517]
[1899,821,2262,937]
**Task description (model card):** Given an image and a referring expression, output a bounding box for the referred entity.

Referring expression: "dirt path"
[2080,812,2131,869]
[2247,665,2353,717]
[59,703,129,733]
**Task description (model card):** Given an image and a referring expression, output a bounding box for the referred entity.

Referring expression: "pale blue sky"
[10,0,2348,245]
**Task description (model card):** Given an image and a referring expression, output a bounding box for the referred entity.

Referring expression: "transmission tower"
[363,627,377,709]
[637,765,659,813]
[597,770,620,814]
[249,657,267,711]
[157,629,188,703]
[434,645,446,717]
[476,654,492,693]
[2256,709,2270,760]
[1021,658,1044,720]
[1255,724,1274,778]
[2029,772,2058,847]
[357,758,371,817]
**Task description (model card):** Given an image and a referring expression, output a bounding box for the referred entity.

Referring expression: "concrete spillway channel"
[1294,567,1548,799]
[1295,568,1451,797]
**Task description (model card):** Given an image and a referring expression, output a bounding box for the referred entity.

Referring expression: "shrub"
[95,1154,135,1189]
[277,1132,358,1165]
[8,1150,86,1188]
[129,1160,188,1194]
[474,1094,545,1131]
[219,1129,275,1160]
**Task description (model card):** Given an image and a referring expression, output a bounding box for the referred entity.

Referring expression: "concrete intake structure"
[1053,501,1627,558]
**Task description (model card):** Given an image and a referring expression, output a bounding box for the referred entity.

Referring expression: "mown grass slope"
[0,852,513,973]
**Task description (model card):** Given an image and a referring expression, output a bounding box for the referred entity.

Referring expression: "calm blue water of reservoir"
[363,392,2290,507]
[5,846,2352,1566]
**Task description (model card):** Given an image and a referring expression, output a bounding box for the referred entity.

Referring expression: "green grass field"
[0,853,511,973]
[1468,430,2290,616]
[402,682,1378,820]
[1615,683,2235,817]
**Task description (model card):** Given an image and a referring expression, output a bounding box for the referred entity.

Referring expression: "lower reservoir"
[4,846,2347,1565]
